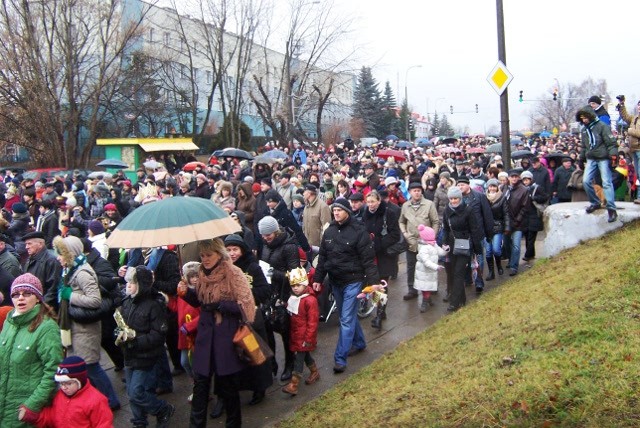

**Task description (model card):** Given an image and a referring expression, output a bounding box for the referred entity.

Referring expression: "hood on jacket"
[576,106,597,123]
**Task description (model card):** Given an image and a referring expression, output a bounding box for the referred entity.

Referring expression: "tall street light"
[404,64,422,141]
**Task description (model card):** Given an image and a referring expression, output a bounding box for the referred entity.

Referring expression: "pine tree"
[352,67,384,138]
[439,114,454,136]
[431,112,440,136]
[380,81,400,137]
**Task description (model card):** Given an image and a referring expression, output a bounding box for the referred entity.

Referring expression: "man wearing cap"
[504,170,531,276]
[35,199,60,249]
[363,164,380,190]
[588,95,611,126]
[576,106,618,222]
[348,192,366,224]
[266,189,311,253]
[452,160,468,181]
[40,182,59,203]
[468,162,487,186]
[399,182,440,300]
[552,157,576,203]
[312,197,380,374]
[23,231,62,308]
[302,184,331,249]
[529,157,551,195]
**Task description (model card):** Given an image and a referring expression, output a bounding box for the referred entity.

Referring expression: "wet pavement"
[109,249,537,427]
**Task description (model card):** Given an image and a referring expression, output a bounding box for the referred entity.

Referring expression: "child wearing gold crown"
[282,267,320,396]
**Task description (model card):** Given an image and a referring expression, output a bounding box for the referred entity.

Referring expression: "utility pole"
[496,0,511,169]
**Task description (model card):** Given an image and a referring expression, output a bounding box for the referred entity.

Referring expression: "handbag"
[233,306,274,366]
[383,210,408,256]
[448,217,471,256]
[531,184,549,216]
[68,297,115,324]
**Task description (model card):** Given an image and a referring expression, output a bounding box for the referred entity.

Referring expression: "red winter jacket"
[287,286,319,352]
[32,380,113,428]
[168,295,200,350]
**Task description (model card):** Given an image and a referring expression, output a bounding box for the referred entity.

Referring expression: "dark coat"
[270,200,310,252]
[314,215,380,286]
[363,201,401,279]
[552,165,576,200]
[529,165,552,195]
[39,211,60,249]
[487,192,510,234]
[261,231,300,302]
[442,201,484,255]
[119,290,168,369]
[462,189,494,239]
[153,250,181,296]
[24,249,62,309]
[288,287,319,352]
[505,181,530,231]
[524,183,548,232]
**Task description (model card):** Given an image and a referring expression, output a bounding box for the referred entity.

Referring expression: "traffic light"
[408,118,414,131]
[449,105,453,114]
[519,90,523,102]
[475,104,478,113]
[553,88,558,101]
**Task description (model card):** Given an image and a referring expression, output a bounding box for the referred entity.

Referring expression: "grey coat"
[67,263,103,364]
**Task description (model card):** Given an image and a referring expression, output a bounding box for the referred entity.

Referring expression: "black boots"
[485,257,495,281]
[494,254,504,275]
[371,305,385,330]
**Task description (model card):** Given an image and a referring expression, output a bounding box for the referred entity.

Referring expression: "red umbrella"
[466,147,485,154]
[376,149,406,161]
[183,161,206,172]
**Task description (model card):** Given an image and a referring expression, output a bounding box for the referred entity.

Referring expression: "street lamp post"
[404,65,422,141]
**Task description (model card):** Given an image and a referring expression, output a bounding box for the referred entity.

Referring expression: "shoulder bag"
[531,185,548,216]
[233,306,274,366]
[448,218,471,256]
[383,210,409,256]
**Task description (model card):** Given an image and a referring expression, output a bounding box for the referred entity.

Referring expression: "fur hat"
[53,236,84,266]
[418,224,436,245]
[134,265,154,290]
[10,273,44,302]
[331,197,352,215]
[258,216,280,235]
[55,356,88,388]
[182,261,201,279]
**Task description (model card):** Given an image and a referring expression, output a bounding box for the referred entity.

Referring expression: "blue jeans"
[485,233,503,258]
[474,243,485,287]
[633,151,640,183]
[125,366,168,426]
[583,159,616,210]
[180,349,194,380]
[331,281,366,366]
[508,231,523,271]
[87,362,120,409]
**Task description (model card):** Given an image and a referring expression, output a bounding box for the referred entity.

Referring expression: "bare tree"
[529,78,608,132]
[250,0,356,147]
[0,0,151,167]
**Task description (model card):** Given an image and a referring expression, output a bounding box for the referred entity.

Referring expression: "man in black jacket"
[312,197,380,374]
[552,157,576,203]
[23,231,61,309]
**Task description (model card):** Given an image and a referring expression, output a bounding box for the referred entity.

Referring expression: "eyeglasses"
[11,291,34,299]
[58,380,77,388]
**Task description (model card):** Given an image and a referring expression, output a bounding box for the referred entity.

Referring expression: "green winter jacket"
[0,305,62,428]
[576,107,617,161]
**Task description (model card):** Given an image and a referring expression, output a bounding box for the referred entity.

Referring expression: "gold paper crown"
[287,267,308,286]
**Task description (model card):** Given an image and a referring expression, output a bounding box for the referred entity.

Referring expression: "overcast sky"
[338,0,639,134]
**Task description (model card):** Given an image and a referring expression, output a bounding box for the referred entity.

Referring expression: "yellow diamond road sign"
[487,61,513,96]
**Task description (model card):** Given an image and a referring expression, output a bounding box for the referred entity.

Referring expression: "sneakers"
[156,404,175,428]
[607,209,618,223]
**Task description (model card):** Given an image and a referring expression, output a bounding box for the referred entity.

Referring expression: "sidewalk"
[110,243,541,427]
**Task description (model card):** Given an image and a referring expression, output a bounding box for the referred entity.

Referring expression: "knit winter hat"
[418,224,436,245]
[447,186,463,199]
[292,194,305,205]
[55,356,88,388]
[12,203,27,214]
[258,216,280,235]
[486,178,500,188]
[588,95,602,104]
[251,183,261,193]
[331,197,352,215]
[104,203,117,211]
[224,234,249,253]
[520,170,533,180]
[88,220,105,235]
[10,273,44,302]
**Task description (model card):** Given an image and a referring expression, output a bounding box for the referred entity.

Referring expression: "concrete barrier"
[543,202,640,257]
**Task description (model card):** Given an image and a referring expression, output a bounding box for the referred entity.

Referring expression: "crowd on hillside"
[0,97,637,427]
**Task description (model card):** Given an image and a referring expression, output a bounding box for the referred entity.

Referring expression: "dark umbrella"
[485,143,502,154]
[395,141,412,149]
[385,134,399,141]
[417,140,434,148]
[442,137,458,145]
[510,138,523,145]
[511,150,534,160]
[544,152,568,164]
[219,148,253,160]
[96,158,129,169]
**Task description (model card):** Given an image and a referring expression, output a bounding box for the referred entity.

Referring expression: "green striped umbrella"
[106,196,240,249]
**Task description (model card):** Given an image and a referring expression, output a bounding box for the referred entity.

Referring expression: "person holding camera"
[576,106,619,223]
[616,96,640,203]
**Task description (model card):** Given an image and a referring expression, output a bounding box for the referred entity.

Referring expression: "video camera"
[616,95,625,111]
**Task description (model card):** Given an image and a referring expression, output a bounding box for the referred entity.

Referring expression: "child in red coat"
[169,262,200,402]
[20,356,113,428]
[282,267,320,396]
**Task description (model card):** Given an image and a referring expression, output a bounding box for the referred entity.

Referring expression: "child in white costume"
[415,224,448,312]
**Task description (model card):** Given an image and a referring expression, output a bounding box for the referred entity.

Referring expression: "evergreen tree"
[352,67,384,138]
[431,113,441,136]
[380,81,400,136]
[439,114,454,136]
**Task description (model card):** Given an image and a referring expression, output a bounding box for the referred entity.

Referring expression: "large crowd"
[0,96,637,427]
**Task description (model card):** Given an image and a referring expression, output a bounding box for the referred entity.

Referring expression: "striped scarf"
[585,118,600,150]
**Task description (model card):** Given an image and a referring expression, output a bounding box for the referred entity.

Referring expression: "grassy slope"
[279,223,640,427]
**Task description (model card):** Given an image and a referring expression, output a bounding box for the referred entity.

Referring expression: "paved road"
[110,250,536,427]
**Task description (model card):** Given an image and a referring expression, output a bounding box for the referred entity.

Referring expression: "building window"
[149,28,154,43]
[206,70,211,84]
[163,32,170,46]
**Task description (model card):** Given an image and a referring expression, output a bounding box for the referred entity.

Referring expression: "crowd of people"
[0,97,636,427]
